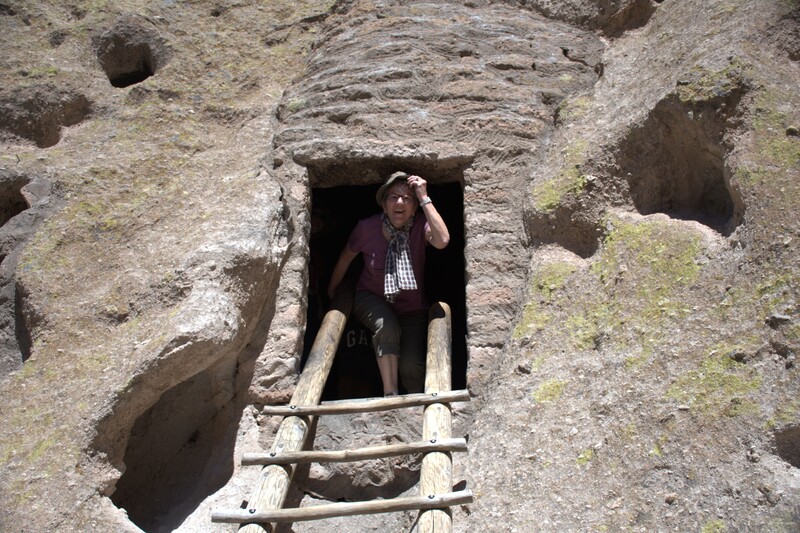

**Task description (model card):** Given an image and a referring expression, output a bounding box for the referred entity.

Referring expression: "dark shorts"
[352,290,427,393]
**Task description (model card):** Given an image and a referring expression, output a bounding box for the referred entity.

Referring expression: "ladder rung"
[261,389,470,416]
[211,489,474,523]
[242,437,467,465]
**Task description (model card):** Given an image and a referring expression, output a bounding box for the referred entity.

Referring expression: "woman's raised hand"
[407,175,428,201]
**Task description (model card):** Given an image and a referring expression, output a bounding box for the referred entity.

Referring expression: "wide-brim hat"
[375,171,410,206]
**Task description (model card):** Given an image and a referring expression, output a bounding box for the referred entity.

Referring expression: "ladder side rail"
[239,290,352,533]
[419,301,455,533]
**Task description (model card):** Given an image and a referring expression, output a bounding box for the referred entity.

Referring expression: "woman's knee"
[375,311,400,338]
[353,291,401,351]
[374,313,401,356]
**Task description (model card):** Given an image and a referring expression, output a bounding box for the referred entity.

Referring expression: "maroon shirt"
[347,213,429,314]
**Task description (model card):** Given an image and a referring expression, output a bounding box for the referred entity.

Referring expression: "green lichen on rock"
[518,215,707,358]
[733,165,769,186]
[17,217,68,276]
[28,431,58,462]
[752,90,800,172]
[531,139,588,211]
[564,300,619,351]
[514,301,549,340]
[764,398,800,429]
[756,273,797,315]
[513,261,579,339]
[714,271,799,330]
[273,0,338,23]
[701,519,727,533]
[666,353,762,417]
[712,0,747,19]
[649,442,663,458]
[576,448,595,466]
[675,59,749,105]
[21,65,61,79]
[285,97,308,114]
[592,215,702,321]
[533,379,567,403]
[560,214,703,354]
[555,95,591,124]
[786,323,800,342]
[736,87,800,195]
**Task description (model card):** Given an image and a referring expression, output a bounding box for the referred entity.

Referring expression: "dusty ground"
[0,0,798,532]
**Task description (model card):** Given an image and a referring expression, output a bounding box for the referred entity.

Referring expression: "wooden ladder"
[211,296,473,532]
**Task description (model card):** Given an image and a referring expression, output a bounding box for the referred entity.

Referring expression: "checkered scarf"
[383,213,417,302]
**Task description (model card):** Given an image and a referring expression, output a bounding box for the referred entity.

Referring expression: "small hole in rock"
[0,183,29,228]
[0,85,91,148]
[616,94,744,235]
[603,0,659,38]
[110,368,239,532]
[93,18,169,88]
[109,54,154,88]
[774,425,800,469]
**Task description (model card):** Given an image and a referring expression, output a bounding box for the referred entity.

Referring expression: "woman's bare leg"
[377,353,399,395]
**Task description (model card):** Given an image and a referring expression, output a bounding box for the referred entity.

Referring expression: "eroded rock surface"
[0,84,90,148]
[0,0,798,532]
[0,169,59,373]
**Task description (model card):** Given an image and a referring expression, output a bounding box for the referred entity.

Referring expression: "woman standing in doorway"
[327,171,450,396]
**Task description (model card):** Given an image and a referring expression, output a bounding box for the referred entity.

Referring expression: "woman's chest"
[363,242,388,271]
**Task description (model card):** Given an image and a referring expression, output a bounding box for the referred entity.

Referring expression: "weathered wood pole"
[215,490,474,524]
[239,291,351,533]
[242,437,467,465]
[260,389,470,416]
[419,301,454,533]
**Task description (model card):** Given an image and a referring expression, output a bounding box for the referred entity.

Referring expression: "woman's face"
[382,181,417,228]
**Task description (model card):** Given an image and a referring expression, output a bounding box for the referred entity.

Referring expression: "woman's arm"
[327,245,359,300]
[407,174,450,249]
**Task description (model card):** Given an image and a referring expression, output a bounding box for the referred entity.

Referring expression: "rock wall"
[0,0,797,532]
[0,1,321,531]
[469,0,800,530]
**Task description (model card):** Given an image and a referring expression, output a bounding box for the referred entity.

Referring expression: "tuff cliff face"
[0,1,798,532]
